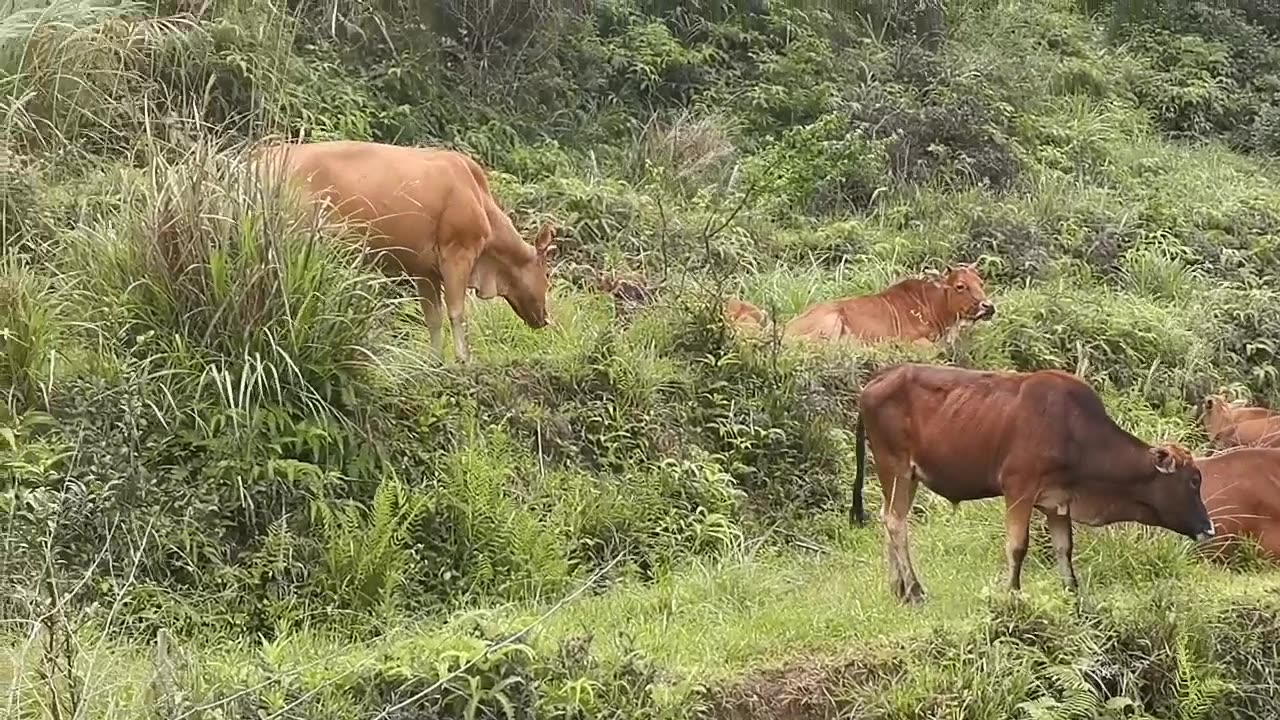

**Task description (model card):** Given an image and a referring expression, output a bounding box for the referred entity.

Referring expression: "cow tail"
[851,413,868,527]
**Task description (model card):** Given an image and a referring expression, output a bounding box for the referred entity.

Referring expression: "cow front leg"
[1003,493,1035,592]
[415,277,445,358]
[440,255,476,363]
[1044,509,1078,592]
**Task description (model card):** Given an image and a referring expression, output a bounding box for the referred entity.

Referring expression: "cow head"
[724,297,769,331]
[497,222,557,328]
[1143,442,1215,542]
[931,263,995,323]
[1199,394,1234,436]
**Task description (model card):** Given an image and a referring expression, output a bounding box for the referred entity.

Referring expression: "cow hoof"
[893,579,926,605]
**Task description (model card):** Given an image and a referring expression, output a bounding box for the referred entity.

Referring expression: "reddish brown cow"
[1193,447,1280,562]
[724,297,770,334]
[852,363,1215,604]
[783,264,995,346]
[1200,394,1280,449]
[252,140,558,363]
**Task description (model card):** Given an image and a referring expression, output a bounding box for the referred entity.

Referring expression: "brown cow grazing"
[252,139,558,363]
[1193,447,1280,562]
[852,363,1215,604]
[724,297,770,334]
[1200,394,1280,449]
[783,264,995,347]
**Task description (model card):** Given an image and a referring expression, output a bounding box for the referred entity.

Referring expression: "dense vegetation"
[4,0,1280,716]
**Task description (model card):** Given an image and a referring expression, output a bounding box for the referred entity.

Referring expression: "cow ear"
[535,222,556,257]
[1151,446,1177,474]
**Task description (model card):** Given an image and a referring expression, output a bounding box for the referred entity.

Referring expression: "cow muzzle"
[1193,527,1216,542]
[973,301,996,320]
[526,311,550,329]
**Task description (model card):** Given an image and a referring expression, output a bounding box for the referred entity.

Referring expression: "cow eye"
[955,283,966,291]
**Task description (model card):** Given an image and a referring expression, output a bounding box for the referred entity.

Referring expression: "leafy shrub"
[863,94,1023,192]
[968,283,1217,406]
[742,112,888,219]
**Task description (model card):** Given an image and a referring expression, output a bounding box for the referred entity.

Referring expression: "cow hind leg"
[880,462,925,604]
[1043,509,1078,592]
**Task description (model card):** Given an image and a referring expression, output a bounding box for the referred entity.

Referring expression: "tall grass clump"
[0,261,66,415]
[0,140,416,633]
[76,139,394,416]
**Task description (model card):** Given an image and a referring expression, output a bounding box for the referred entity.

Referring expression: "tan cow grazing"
[1201,394,1280,449]
[851,363,1215,604]
[1193,447,1280,562]
[251,139,558,362]
[783,264,995,347]
[724,297,770,334]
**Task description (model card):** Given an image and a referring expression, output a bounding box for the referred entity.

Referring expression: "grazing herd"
[250,138,1279,603]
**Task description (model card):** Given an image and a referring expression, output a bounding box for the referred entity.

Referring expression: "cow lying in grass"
[784,264,995,347]
[1201,394,1280,449]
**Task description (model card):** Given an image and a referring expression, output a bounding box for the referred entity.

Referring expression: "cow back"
[255,141,493,277]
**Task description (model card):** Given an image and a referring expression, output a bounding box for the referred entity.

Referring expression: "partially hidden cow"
[783,264,995,347]
[252,139,558,362]
[1201,394,1280,449]
[852,363,1215,603]
[1194,447,1280,562]
[724,297,770,335]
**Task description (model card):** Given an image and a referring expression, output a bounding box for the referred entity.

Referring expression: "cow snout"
[1193,525,1216,542]
[527,310,551,329]
[974,301,996,320]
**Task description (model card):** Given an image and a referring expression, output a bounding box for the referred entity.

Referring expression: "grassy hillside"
[4,0,1280,717]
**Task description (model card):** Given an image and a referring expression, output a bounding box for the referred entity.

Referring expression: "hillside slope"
[3,0,1280,717]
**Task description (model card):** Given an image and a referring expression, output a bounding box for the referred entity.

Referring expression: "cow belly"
[911,461,1002,504]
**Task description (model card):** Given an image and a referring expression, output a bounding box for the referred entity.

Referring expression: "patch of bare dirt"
[707,653,905,720]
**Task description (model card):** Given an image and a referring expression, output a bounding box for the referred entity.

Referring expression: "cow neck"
[1065,432,1165,526]
[902,279,950,339]
[471,209,537,293]
[1202,407,1232,441]
[1071,484,1159,526]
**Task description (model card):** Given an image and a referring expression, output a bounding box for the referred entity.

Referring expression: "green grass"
[5,514,1277,717]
